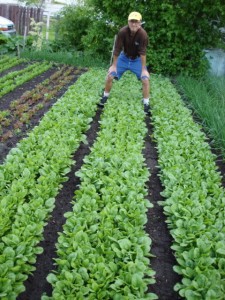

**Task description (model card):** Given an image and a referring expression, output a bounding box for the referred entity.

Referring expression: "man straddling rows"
[99,11,150,114]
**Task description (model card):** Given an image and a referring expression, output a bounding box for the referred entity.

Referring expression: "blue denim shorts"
[111,52,146,80]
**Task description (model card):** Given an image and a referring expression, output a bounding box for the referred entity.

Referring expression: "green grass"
[176,74,225,155]
[21,49,107,68]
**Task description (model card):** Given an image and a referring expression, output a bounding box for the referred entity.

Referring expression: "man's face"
[128,19,141,33]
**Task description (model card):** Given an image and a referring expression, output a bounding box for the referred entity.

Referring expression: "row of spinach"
[151,76,225,299]
[0,69,104,299]
[0,65,224,299]
[42,73,157,300]
[0,55,25,73]
[0,58,52,98]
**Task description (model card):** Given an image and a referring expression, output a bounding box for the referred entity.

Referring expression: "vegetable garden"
[0,56,225,300]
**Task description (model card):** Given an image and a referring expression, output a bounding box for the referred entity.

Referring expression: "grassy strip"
[43,73,157,300]
[151,75,225,299]
[0,69,105,299]
[176,75,225,154]
[21,49,107,68]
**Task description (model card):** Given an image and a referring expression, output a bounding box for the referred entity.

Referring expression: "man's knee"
[141,77,150,87]
[141,75,149,81]
[106,73,114,83]
[108,71,119,80]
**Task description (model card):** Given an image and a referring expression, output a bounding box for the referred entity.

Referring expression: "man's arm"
[140,54,149,78]
[108,55,118,76]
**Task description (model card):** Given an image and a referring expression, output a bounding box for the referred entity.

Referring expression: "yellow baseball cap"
[128,12,142,21]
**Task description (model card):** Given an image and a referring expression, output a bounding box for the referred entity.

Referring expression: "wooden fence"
[0,4,44,35]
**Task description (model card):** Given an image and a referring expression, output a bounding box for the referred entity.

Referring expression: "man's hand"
[141,68,150,80]
[108,65,117,78]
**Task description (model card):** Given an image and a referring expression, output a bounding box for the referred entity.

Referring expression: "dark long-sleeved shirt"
[113,25,149,59]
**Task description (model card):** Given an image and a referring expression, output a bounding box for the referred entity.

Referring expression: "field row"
[0,63,224,299]
[0,69,105,299]
[0,64,83,142]
[43,73,157,300]
[151,76,225,299]
[0,56,26,73]
[0,61,53,98]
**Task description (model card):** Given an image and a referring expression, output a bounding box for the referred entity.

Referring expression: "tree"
[56,4,119,60]
[84,0,225,76]
[56,5,93,51]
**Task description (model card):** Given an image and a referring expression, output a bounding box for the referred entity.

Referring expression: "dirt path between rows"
[144,112,182,299]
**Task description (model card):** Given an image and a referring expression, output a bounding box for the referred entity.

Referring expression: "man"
[99,11,150,114]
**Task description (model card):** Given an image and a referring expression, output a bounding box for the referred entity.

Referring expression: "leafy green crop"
[0,62,52,98]
[0,55,26,73]
[43,73,157,300]
[0,68,105,298]
[150,75,225,299]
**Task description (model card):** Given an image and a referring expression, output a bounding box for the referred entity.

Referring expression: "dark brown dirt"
[1,65,224,300]
[144,112,183,300]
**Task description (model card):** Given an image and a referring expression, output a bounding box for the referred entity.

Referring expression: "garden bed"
[1,57,225,299]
